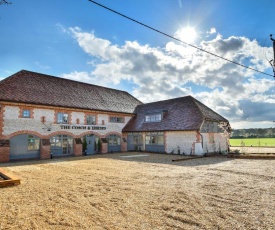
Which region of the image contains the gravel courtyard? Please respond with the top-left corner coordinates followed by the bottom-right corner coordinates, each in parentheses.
top-left (0, 153), bottom-right (274, 230)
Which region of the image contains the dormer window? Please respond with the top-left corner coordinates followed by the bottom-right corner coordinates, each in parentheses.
top-left (145, 113), bottom-right (162, 122)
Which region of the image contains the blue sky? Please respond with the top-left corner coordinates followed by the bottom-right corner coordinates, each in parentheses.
top-left (1, 0), bottom-right (275, 129)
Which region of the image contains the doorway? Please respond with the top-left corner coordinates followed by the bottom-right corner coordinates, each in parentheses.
top-left (84, 134), bottom-right (100, 155)
top-left (50, 135), bottom-right (73, 156)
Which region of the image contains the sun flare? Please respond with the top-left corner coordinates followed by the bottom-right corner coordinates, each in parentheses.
top-left (175, 27), bottom-right (197, 43)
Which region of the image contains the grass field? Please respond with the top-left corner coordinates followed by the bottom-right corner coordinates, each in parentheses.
top-left (230, 138), bottom-right (275, 147)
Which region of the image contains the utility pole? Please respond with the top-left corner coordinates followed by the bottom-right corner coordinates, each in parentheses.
top-left (270, 34), bottom-right (275, 78)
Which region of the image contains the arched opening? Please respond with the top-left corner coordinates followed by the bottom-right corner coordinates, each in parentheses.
top-left (50, 134), bottom-right (73, 156)
top-left (82, 134), bottom-right (100, 155)
top-left (10, 134), bottom-right (40, 160)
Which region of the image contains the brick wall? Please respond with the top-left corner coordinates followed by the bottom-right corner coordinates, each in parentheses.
top-left (121, 133), bottom-right (127, 152)
top-left (0, 140), bottom-right (10, 163)
top-left (71, 112), bottom-right (85, 125)
top-left (101, 142), bottom-right (108, 154)
top-left (73, 138), bottom-right (83, 156)
top-left (40, 139), bottom-right (51, 160)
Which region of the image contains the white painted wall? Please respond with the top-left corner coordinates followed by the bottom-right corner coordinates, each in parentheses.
top-left (202, 133), bottom-right (229, 154)
top-left (71, 112), bottom-right (85, 124)
top-left (3, 106), bottom-right (19, 119)
top-left (166, 131), bottom-right (229, 155)
top-left (166, 131), bottom-right (196, 155)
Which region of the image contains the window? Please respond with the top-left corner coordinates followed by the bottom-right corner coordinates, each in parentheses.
top-left (158, 135), bottom-right (164, 145)
top-left (50, 135), bottom-right (73, 155)
top-left (108, 135), bottom-right (121, 146)
top-left (51, 135), bottom-right (62, 147)
top-left (145, 133), bottom-right (164, 145)
top-left (57, 113), bottom-right (69, 124)
top-left (22, 109), bottom-right (30, 118)
top-left (87, 115), bottom-right (96, 125)
top-left (110, 116), bottom-right (124, 123)
top-left (133, 136), bottom-right (138, 145)
top-left (27, 135), bottom-right (40, 151)
top-left (145, 113), bottom-right (162, 122)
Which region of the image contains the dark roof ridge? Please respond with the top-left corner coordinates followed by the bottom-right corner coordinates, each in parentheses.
top-left (192, 97), bottom-right (228, 122)
top-left (140, 95), bottom-right (192, 106)
top-left (190, 97), bottom-right (205, 120)
top-left (13, 70), bottom-right (142, 103)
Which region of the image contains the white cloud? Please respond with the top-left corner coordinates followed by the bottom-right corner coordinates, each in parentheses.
top-left (207, 27), bottom-right (216, 34)
top-left (64, 26), bottom-right (274, 128)
top-left (60, 71), bottom-right (91, 83)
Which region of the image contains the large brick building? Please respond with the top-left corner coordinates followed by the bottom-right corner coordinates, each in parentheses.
top-left (0, 70), bottom-right (231, 162)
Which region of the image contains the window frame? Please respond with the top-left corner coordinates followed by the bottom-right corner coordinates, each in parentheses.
top-left (86, 115), bottom-right (96, 125)
top-left (22, 109), bottom-right (31, 118)
top-left (107, 134), bottom-right (121, 146)
top-left (144, 113), bottom-right (162, 123)
top-left (145, 132), bottom-right (164, 146)
top-left (27, 135), bottom-right (40, 151)
top-left (109, 116), bottom-right (124, 123)
top-left (57, 112), bottom-right (69, 124)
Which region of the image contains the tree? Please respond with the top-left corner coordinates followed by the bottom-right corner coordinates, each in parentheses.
top-left (257, 128), bottom-right (266, 138)
top-left (82, 137), bottom-right (87, 154)
top-left (97, 139), bottom-right (101, 152)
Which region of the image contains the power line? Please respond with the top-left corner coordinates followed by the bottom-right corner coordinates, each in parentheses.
top-left (88, 0), bottom-right (273, 77)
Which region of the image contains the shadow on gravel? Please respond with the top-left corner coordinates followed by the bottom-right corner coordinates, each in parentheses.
top-left (92, 152), bottom-right (234, 166)
top-left (0, 152), bottom-right (234, 168)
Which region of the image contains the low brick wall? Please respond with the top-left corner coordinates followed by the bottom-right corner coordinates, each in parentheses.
top-left (0, 140), bottom-right (10, 163)
top-left (74, 138), bottom-right (83, 156)
top-left (40, 139), bottom-right (51, 159)
top-left (101, 142), bottom-right (108, 153)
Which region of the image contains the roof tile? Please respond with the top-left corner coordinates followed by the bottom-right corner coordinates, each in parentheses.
top-left (122, 96), bottom-right (229, 132)
top-left (0, 70), bottom-right (142, 114)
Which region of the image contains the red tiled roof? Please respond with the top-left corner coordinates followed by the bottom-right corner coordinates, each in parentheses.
top-left (0, 70), bottom-right (142, 114)
top-left (122, 96), bottom-right (229, 132)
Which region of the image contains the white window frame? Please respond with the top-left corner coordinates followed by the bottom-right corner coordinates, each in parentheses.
top-left (86, 115), bottom-right (96, 125)
top-left (57, 113), bottom-right (69, 124)
top-left (22, 109), bottom-right (30, 118)
top-left (109, 116), bottom-right (124, 123)
top-left (144, 113), bottom-right (162, 122)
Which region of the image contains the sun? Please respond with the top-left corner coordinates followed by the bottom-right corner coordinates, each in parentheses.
top-left (175, 27), bottom-right (197, 43)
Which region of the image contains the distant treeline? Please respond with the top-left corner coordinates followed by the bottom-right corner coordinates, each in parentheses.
top-left (231, 128), bottom-right (275, 139)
